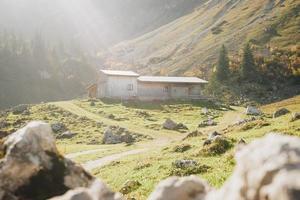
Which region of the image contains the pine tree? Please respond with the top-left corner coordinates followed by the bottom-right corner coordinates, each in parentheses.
top-left (241, 43), bottom-right (256, 80)
top-left (216, 45), bottom-right (230, 82)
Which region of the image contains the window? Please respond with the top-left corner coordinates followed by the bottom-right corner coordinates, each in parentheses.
top-left (127, 84), bottom-right (134, 91)
top-left (163, 86), bottom-right (170, 93)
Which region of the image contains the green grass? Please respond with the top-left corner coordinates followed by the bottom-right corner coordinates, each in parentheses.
top-left (1, 96), bottom-right (299, 200)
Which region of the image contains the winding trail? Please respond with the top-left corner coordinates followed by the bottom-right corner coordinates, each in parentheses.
top-left (57, 101), bottom-right (243, 171)
top-left (83, 148), bottom-right (148, 170)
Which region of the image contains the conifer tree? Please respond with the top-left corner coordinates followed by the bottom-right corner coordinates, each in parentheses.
top-left (241, 43), bottom-right (256, 80)
top-left (216, 45), bottom-right (230, 82)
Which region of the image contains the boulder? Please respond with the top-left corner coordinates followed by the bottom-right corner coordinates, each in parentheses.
top-left (49, 180), bottom-right (122, 200)
top-left (273, 108), bottom-right (290, 118)
top-left (173, 160), bottom-right (197, 169)
top-left (103, 128), bottom-right (122, 144)
top-left (246, 106), bottom-right (261, 116)
top-left (163, 119), bottom-right (178, 130)
top-left (291, 112), bottom-right (300, 122)
top-left (0, 121), bottom-right (95, 200)
top-left (58, 131), bottom-right (77, 139)
top-left (120, 133), bottom-right (134, 144)
top-left (201, 107), bottom-right (209, 115)
top-left (51, 122), bottom-right (67, 133)
top-left (208, 133), bottom-right (300, 200)
top-left (198, 119), bottom-right (217, 128)
top-left (208, 131), bottom-right (221, 140)
top-left (148, 176), bottom-right (211, 200)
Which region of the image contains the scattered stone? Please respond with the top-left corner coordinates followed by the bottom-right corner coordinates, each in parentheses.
top-left (208, 131), bottom-right (221, 140)
top-left (162, 119), bottom-right (188, 131)
top-left (273, 108), bottom-right (290, 118)
top-left (120, 133), bottom-right (134, 144)
top-left (103, 128), bottom-right (122, 144)
top-left (198, 118), bottom-right (217, 127)
top-left (183, 131), bottom-right (203, 140)
top-left (163, 119), bottom-right (178, 130)
top-left (148, 176), bottom-right (211, 200)
top-left (291, 112), bottom-right (300, 122)
top-left (11, 104), bottom-right (29, 115)
top-left (136, 111), bottom-right (151, 118)
top-left (108, 114), bottom-right (115, 120)
top-left (102, 126), bottom-right (143, 144)
top-left (51, 122), bottom-right (67, 133)
top-left (201, 107), bottom-right (209, 115)
top-left (173, 160), bottom-right (197, 169)
top-left (176, 123), bottom-right (188, 130)
top-left (49, 180), bottom-right (122, 200)
top-left (173, 144), bottom-right (191, 153)
top-left (57, 131), bottom-right (77, 139)
top-left (246, 106), bottom-right (261, 115)
top-left (119, 180), bottom-right (141, 195)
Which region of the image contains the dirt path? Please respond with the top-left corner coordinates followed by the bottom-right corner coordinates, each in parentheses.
top-left (200, 106), bottom-right (245, 134)
top-left (83, 148), bottom-right (149, 171)
top-left (66, 148), bottom-right (107, 159)
top-left (56, 101), bottom-right (243, 171)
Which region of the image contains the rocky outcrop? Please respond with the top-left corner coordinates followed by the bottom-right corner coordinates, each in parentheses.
top-left (102, 126), bottom-right (146, 144)
top-left (273, 108), bottom-right (290, 118)
top-left (163, 119), bottom-right (188, 131)
top-left (0, 121), bottom-right (121, 200)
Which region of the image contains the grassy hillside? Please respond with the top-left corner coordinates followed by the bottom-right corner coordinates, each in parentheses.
top-left (1, 96), bottom-right (299, 199)
top-left (107, 0), bottom-right (300, 77)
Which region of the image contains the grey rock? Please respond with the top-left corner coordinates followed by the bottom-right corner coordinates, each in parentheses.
top-left (273, 108), bottom-right (290, 118)
top-left (246, 106), bottom-right (261, 116)
top-left (291, 112), bottom-right (300, 122)
top-left (58, 131), bottom-right (77, 139)
top-left (0, 121), bottom-right (94, 199)
top-left (49, 180), bottom-right (123, 200)
top-left (173, 160), bottom-right (197, 169)
top-left (148, 176), bottom-right (211, 200)
top-left (103, 128), bottom-right (122, 144)
top-left (163, 119), bottom-right (178, 130)
top-left (51, 122), bottom-right (66, 133)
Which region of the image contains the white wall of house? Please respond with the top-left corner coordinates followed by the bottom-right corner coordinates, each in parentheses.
top-left (97, 74), bottom-right (138, 99)
top-left (137, 82), bottom-right (203, 100)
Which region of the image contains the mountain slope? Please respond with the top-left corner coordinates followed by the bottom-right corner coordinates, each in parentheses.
top-left (107, 0), bottom-right (300, 76)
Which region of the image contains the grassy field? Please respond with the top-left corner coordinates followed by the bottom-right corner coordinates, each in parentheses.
top-left (0, 96), bottom-right (299, 199)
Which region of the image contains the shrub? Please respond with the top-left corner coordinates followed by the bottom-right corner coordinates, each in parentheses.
top-left (168, 165), bottom-right (210, 176)
top-left (201, 137), bottom-right (233, 156)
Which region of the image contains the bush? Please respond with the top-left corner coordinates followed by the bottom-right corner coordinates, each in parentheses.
top-left (201, 137), bottom-right (233, 156)
top-left (172, 144), bottom-right (191, 153)
top-left (168, 165), bottom-right (210, 176)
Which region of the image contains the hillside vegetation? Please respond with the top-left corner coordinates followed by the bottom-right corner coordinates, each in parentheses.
top-left (107, 0), bottom-right (300, 77)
